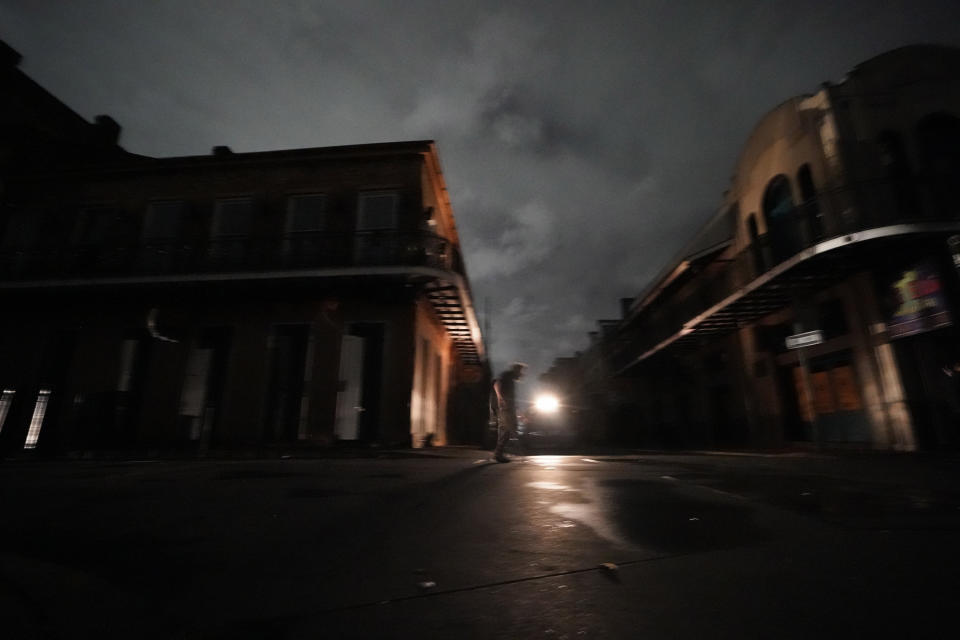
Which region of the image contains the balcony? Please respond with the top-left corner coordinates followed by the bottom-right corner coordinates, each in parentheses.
top-left (611, 176), bottom-right (960, 374)
top-left (0, 228), bottom-right (483, 364)
top-left (0, 231), bottom-right (463, 282)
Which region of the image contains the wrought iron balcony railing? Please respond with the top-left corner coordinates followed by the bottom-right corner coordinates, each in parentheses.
top-left (0, 231), bottom-right (462, 282)
top-left (609, 176), bottom-right (960, 373)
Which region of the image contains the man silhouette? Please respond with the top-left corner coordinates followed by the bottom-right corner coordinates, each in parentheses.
top-left (492, 362), bottom-right (526, 462)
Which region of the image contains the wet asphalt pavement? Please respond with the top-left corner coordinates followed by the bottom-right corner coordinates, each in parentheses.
top-left (2, 449), bottom-right (959, 638)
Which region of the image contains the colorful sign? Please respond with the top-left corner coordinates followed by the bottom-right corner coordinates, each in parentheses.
top-left (885, 260), bottom-right (952, 338)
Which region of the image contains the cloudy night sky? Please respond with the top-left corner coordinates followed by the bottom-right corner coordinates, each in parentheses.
top-left (3, 0), bottom-right (960, 380)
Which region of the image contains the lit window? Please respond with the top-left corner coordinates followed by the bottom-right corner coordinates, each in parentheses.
top-left (0, 389), bottom-right (15, 434)
top-left (23, 389), bottom-right (51, 449)
top-left (287, 195), bottom-right (326, 233)
top-left (357, 192), bottom-right (398, 231)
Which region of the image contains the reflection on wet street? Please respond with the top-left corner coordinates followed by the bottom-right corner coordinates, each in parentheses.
top-left (524, 456), bottom-right (636, 549)
top-left (520, 455), bottom-right (772, 553)
top-left (4, 452), bottom-right (960, 638)
top-left (513, 451), bottom-right (960, 560)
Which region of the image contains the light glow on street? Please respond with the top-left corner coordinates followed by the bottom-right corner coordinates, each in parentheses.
top-left (532, 455), bottom-right (565, 467)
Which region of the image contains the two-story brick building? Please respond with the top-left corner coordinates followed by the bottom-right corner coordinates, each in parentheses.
top-left (0, 42), bottom-right (487, 455)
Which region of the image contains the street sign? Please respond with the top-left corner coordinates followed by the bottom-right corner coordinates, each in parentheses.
top-left (785, 330), bottom-right (824, 350)
top-left (948, 235), bottom-right (960, 269)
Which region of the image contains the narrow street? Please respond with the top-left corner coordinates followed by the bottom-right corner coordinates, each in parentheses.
top-left (2, 450), bottom-right (959, 638)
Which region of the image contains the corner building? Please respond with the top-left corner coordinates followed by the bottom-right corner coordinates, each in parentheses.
top-left (0, 43), bottom-right (486, 455)
top-left (607, 45), bottom-right (960, 451)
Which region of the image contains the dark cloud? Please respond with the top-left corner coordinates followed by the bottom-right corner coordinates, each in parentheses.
top-left (2, 0), bottom-right (959, 383)
top-left (479, 86), bottom-right (582, 157)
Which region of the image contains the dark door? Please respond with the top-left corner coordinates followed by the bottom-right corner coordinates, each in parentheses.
top-left (264, 324), bottom-right (309, 443)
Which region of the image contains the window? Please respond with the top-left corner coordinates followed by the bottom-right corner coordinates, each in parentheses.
top-left (0, 389), bottom-right (14, 434)
top-left (286, 194), bottom-right (326, 233)
top-left (917, 113), bottom-right (960, 175)
top-left (139, 202), bottom-right (187, 272)
top-left (917, 113), bottom-right (960, 217)
top-left (210, 198), bottom-right (253, 267)
top-left (143, 201), bottom-right (185, 240)
top-left (762, 175), bottom-right (794, 221)
top-left (212, 198), bottom-right (254, 236)
top-left (23, 389), bottom-right (51, 449)
top-left (354, 192), bottom-right (399, 265)
top-left (762, 175), bottom-right (797, 262)
top-left (75, 207), bottom-right (117, 245)
top-left (357, 192), bottom-right (398, 231)
top-left (797, 164), bottom-right (824, 241)
top-left (878, 130), bottom-right (918, 219)
top-left (284, 195), bottom-right (327, 266)
top-left (879, 130), bottom-right (911, 173)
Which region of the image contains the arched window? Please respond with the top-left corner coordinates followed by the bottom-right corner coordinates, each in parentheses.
top-left (878, 130), bottom-right (918, 219)
top-left (917, 113), bottom-right (960, 218)
top-left (762, 175), bottom-right (794, 220)
top-left (762, 174), bottom-right (796, 262)
top-left (796, 164), bottom-right (823, 241)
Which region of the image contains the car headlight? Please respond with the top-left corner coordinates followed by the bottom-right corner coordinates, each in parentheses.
top-left (533, 393), bottom-right (560, 414)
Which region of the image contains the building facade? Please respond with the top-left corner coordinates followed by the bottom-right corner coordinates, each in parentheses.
top-left (0, 43), bottom-right (487, 455)
top-left (558, 45), bottom-right (960, 451)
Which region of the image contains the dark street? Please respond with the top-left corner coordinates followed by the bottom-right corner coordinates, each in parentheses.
top-left (3, 450), bottom-right (959, 638)
top-left (3, 5), bottom-right (960, 638)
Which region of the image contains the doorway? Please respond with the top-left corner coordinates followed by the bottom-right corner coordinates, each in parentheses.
top-left (178, 327), bottom-right (232, 447)
top-left (263, 324), bottom-right (310, 443)
top-left (335, 322), bottom-right (385, 443)
top-left (351, 323), bottom-right (385, 443)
